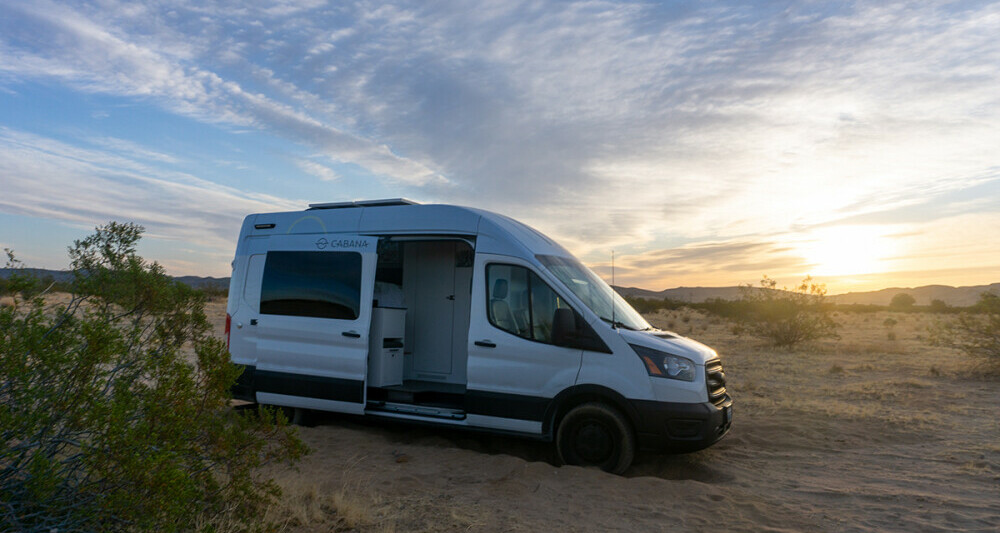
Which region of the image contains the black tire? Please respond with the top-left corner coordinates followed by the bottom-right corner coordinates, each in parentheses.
top-left (277, 406), bottom-right (314, 427)
top-left (556, 402), bottom-right (635, 475)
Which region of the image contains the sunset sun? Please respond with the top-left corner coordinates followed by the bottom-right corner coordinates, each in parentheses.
top-left (796, 226), bottom-right (898, 277)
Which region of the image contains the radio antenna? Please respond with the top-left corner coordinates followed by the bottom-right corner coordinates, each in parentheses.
top-left (611, 250), bottom-right (616, 329)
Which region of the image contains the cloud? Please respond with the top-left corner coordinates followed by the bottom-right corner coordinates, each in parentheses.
top-left (4, 1), bottom-right (996, 218)
top-left (88, 137), bottom-right (180, 164)
top-left (0, 1), bottom-right (998, 285)
top-left (266, 0), bottom-right (999, 255)
top-left (597, 240), bottom-right (809, 289)
top-left (0, 0), bottom-right (444, 186)
top-left (295, 158), bottom-right (339, 181)
top-left (0, 127), bottom-right (298, 253)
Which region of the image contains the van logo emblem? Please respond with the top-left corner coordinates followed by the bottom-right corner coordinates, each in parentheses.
top-left (315, 238), bottom-right (328, 249)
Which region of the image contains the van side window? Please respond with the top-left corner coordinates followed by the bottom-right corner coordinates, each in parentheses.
top-left (260, 251), bottom-right (362, 320)
top-left (487, 264), bottom-right (571, 344)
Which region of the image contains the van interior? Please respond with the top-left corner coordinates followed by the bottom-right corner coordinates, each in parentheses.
top-left (366, 238), bottom-right (475, 417)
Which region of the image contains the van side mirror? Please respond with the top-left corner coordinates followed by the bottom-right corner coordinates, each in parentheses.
top-left (551, 308), bottom-right (577, 346)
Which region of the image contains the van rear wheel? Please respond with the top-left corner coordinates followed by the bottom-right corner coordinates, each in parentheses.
top-left (277, 406), bottom-right (314, 427)
top-left (556, 403), bottom-right (634, 475)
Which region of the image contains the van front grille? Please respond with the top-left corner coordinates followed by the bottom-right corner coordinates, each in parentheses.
top-left (706, 360), bottom-right (727, 407)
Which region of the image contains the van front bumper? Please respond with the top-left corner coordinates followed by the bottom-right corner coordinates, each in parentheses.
top-left (631, 396), bottom-right (733, 453)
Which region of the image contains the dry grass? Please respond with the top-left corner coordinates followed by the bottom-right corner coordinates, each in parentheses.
top-left (265, 457), bottom-right (403, 532)
top-left (646, 308), bottom-right (989, 431)
top-left (192, 299), bottom-right (1000, 532)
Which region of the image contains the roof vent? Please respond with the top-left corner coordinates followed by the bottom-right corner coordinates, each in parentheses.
top-left (307, 198), bottom-right (419, 210)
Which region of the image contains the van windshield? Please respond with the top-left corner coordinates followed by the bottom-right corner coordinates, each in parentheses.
top-left (536, 254), bottom-right (651, 331)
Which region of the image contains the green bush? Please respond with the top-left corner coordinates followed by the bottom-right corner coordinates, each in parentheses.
top-left (929, 299), bottom-right (950, 313)
top-left (199, 283), bottom-right (230, 301)
top-left (623, 296), bottom-right (684, 314)
top-left (733, 276), bottom-right (839, 347)
top-left (695, 298), bottom-right (752, 320)
top-left (0, 223), bottom-right (306, 532)
top-left (889, 292), bottom-right (916, 310)
top-left (930, 292), bottom-right (1000, 375)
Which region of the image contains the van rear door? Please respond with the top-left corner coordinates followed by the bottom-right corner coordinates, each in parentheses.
top-left (250, 235), bottom-right (378, 415)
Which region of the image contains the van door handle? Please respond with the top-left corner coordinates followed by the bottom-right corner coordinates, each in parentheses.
top-left (342, 331), bottom-right (361, 338)
top-left (474, 340), bottom-right (496, 348)
top-left (250, 319), bottom-right (257, 326)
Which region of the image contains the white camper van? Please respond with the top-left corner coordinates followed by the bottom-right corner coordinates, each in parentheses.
top-left (226, 199), bottom-right (731, 473)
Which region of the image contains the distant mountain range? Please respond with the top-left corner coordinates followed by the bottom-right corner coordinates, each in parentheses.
top-left (825, 284), bottom-right (1000, 307)
top-left (4, 268), bottom-right (997, 307)
top-left (616, 286), bottom-right (746, 303)
top-left (0, 268), bottom-right (229, 291)
top-left (616, 283), bottom-right (1000, 307)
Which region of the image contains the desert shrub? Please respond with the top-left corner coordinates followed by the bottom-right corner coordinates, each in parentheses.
top-left (733, 276), bottom-right (839, 347)
top-left (623, 296), bottom-right (684, 314)
top-left (199, 283), bottom-right (230, 301)
top-left (832, 303), bottom-right (883, 314)
top-left (890, 293), bottom-right (916, 310)
top-left (929, 299), bottom-right (949, 313)
top-left (930, 292), bottom-right (1000, 375)
top-left (0, 223), bottom-right (306, 532)
top-left (694, 298), bottom-right (752, 319)
top-left (624, 296), bottom-right (658, 314)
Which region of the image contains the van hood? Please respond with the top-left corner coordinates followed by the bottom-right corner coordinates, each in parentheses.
top-left (616, 328), bottom-right (718, 365)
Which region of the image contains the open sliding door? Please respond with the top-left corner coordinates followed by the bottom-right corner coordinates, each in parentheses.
top-left (251, 234), bottom-right (378, 415)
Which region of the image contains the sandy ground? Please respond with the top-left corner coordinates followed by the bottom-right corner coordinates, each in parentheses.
top-left (204, 300), bottom-right (1000, 532)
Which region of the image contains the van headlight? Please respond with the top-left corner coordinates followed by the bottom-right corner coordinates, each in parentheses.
top-left (630, 344), bottom-right (696, 382)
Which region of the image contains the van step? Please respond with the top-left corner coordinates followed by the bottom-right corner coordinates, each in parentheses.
top-left (368, 402), bottom-right (466, 420)
top-left (386, 389), bottom-right (415, 403)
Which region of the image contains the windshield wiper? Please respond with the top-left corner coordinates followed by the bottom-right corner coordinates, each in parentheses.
top-left (600, 317), bottom-right (636, 331)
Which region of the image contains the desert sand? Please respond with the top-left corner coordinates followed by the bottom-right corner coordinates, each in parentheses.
top-left (203, 301), bottom-right (1000, 532)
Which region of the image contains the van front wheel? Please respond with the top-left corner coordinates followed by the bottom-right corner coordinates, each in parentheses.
top-left (556, 403), bottom-right (634, 474)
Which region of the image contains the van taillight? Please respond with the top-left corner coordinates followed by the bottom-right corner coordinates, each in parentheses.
top-left (225, 313), bottom-right (232, 350)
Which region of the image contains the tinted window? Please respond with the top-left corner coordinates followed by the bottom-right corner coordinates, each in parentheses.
top-left (487, 264), bottom-right (570, 344)
top-left (260, 251), bottom-right (362, 320)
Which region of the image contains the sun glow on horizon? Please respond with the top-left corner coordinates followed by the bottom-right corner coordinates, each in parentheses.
top-left (795, 225), bottom-right (900, 278)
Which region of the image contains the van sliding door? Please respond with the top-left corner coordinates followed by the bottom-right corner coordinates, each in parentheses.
top-left (252, 235), bottom-right (378, 415)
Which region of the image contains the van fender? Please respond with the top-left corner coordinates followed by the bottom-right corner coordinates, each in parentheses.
top-left (542, 384), bottom-right (640, 440)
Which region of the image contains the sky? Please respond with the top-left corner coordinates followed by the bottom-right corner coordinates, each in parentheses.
top-left (1, 0), bottom-right (998, 294)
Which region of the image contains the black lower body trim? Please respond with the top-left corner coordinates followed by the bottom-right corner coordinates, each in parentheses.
top-left (234, 365), bottom-right (365, 404)
top-left (231, 364), bottom-right (256, 402)
top-left (464, 390), bottom-right (549, 422)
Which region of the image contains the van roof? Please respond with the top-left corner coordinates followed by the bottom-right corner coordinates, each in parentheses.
top-left (243, 201), bottom-right (572, 259)
top-left (307, 198), bottom-right (419, 209)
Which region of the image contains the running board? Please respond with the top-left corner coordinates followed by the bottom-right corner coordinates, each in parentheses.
top-left (367, 401), bottom-right (466, 420)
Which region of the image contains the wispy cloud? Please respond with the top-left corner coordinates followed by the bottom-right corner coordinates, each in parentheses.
top-left (0, 0), bottom-right (444, 186)
top-left (0, 1), bottom-right (998, 286)
top-left (295, 157), bottom-right (339, 182)
top-left (598, 240), bottom-right (808, 289)
top-left (88, 137), bottom-right (180, 164)
top-left (0, 127), bottom-right (298, 252)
